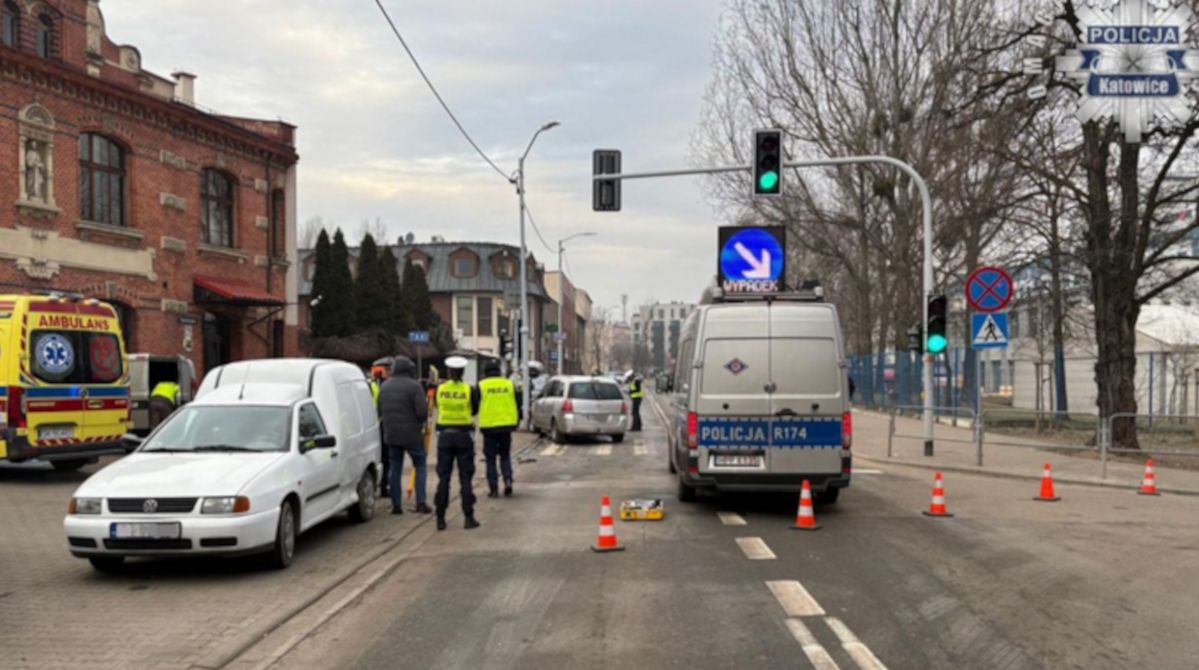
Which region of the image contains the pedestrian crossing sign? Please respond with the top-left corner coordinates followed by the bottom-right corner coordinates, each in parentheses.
top-left (971, 312), bottom-right (1009, 350)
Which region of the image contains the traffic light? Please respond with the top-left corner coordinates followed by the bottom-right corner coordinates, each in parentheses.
top-left (592, 149), bottom-right (621, 211)
top-left (753, 129), bottom-right (783, 196)
top-left (500, 332), bottom-right (514, 360)
top-left (907, 324), bottom-right (923, 353)
top-left (926, 295), bottom-right (948, 354)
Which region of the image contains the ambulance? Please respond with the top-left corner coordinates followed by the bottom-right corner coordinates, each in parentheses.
top-left (0, 293), bottom-right (131, 471)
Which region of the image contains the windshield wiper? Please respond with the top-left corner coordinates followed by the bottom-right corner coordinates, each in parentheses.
top-left (192, 445), bottom-right (263, 452)
top-left (141, 447), bottom-right (191, 453)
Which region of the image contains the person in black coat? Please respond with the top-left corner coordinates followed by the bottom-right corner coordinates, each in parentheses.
top-left (378, 356), bottom-right (431, 514)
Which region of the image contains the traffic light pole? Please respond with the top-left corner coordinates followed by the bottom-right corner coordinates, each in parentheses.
top-left (593, 154), bottom-right (937, 455)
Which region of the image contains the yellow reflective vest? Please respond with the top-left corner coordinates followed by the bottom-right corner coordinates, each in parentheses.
top-left (629, 379), bottom-right (644, 399)
top-left (478, 377), bottom-right (518, 429)
top-left (370, 380), bottom-right (380, 406)
top-left (151, 381), bottom-right (180, 404)
top-left (436, 380), bottom-right (474, 427)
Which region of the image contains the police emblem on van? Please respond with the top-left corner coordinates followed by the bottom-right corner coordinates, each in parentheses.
top-left (724, 358), bottom-right (747, 375)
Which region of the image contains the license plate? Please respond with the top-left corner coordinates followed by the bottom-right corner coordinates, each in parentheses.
top-left (110, 522), bottom-right (182, 540)
top-left (38, 426), bottom-right (75, 440)
top-left (712, 454), bottom-right (764, 468)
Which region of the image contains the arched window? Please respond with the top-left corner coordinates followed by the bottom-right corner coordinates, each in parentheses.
top-left (2, 2), bottom-right (18, 47)
top-left (79, 134), bottom-right (126, 226)
top-left (201, 168), bottom-right (235, 247)
top-left (35, 13), bottom-right (55, 59)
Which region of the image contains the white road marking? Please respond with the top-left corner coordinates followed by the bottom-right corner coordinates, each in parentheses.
top-left (825, 617), bottom-right (888, 670)
top-left (785, 619), bottom-right (842, 670)
top-left (852, 469), bottom-right (885, 475)
top-left (767, 580), bottom-right (826, 617)
top-left (735, 537), bottom-right (776, 560)
top-left (634, 443), bottom-right (648, 456)
top-left (717, 511), bottom-right (747, 526)
top-left (596, 444), bottom-right (612, 456)
top-left (539, 443), bottom-right (563, 457)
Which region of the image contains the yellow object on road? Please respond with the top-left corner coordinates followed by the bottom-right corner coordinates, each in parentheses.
top-left (620, 498), bottom-right (664, 521)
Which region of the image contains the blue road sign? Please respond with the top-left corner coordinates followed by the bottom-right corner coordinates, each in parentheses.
top-left (971, 312), bottom-right (1009, 350)
top-left (548, 351), bottom-right (559, 362)
top-left (965, 266), bottom-right (1014, 313)
top-left (718, 226), bottom-right (785, 293)
top-left (408, 330), bottom-right (430, 344)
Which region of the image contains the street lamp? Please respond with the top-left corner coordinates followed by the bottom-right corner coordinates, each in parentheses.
top-left (514, 121), bottom-right (559, 430)
top-left (557, 232), bottom-right (598, 375)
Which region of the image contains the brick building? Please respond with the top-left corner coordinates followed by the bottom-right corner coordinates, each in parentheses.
top-left (0, 0), bottom-right (300, 376)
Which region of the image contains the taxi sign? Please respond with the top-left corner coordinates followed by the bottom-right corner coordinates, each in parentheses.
top-left (718, 226), bottom-right (786, 294)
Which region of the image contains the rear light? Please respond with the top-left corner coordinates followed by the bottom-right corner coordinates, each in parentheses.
top-left (7, 386), bottom-right (25, 429)
top-left (190, 377), bottom-right (199, 397)
top-left (562, 398), bottom-right (574, 413)
top-left (686, 411), bottom-right (698, 449)
top-left (621, 400), bottom-right (628, 414)
top-left (842, 411), bottom-right (852, 449)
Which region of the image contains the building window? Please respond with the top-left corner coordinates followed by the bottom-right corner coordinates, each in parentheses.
top-left (2, 2), bottom-right (17, 47)
top-left (269, 189), bottom-right (285, 257)
top-left (78, 134), bottom-right (126, 226)
top-left (453, 256), bottom-right (476, 277)
top-left (496, 258), bottom-right (515, 279)
top-left (35, 13), bottom-right (54, 58)
top-left (456, 296), bottom-right (474, 336)
top-left (478, 297), bottom-right (493, 337)
top-left (201, 168), bottom-right (235, 247)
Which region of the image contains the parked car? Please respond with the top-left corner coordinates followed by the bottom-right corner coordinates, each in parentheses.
top-left (63, 359), bottom-right (382, 572)
top-left (127, 354), bottom-right (197, 437)
top-left (531, 375), bottom-right (629, 443)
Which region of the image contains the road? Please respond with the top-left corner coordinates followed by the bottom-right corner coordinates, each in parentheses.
top-left (228, 396), bottom-right (1199, 670)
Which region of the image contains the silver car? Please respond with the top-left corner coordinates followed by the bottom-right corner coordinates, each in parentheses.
top-left (532, 375), bottom-right (629, 443)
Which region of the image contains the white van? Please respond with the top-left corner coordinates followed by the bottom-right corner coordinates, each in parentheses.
top-left (64, 359), bottom-right (382, 571)
top-left (667, 292), bottom-right (852, 503)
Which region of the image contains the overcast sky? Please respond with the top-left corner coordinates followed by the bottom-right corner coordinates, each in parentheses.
top-left (104, 0), bottom-right (729, 318)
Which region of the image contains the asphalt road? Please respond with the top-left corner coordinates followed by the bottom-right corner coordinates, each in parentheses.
top-left (245, 398), bottom-right (1199, 670)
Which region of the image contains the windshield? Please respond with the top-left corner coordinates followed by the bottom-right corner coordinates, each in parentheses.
top-left (569, 381), bottom-right (623, 400)
top-left (141, 405), bottom-right (290, 453)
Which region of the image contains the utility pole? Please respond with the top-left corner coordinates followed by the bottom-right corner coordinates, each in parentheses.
top-left (556, 232), bottom-right (597, 376)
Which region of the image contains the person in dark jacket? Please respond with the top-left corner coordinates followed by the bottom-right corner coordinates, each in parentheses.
top-left (378, 356), bottom-right (431, 515)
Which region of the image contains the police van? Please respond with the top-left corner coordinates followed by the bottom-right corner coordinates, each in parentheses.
top-left (667, 284), bottom-right (851, 503)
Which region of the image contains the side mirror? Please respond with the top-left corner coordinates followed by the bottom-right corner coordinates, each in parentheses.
top-left (302, 434), bottom-right (337, 451)
top-left (121, 433), bottom-right (144, 450)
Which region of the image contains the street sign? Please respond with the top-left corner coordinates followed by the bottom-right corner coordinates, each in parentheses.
top-left (971, 312), bottom-right (1009, 350)
top-left (546, 324), bottom-right (559, 333)
top-left (548, 351), bottom-right (559, 362)
top-left (408, 331), bottom-right (430, 344)
top-left (965, 266), bottom-right (1013, 313)
top-left (718, 226), bottom-right (786, 294)
top-left (555, 332), bottom-right (567, 343)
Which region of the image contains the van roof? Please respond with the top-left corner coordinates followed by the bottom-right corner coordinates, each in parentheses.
top-left (207, 358), bottom-right (351, 392)
top-left (192, 383), bottom-right (306, 407)
top-left (700, 302), bottom-right (840, 339)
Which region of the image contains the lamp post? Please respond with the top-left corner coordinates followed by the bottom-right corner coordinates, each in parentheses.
top-left (514, 121), bottom-right (559, 430)
top-left (556, 232), bottom-right (597, 375)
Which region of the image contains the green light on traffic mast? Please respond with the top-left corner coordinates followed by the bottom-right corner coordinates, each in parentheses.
top-left (926, 334), bottom-right (947, 354)
top-left (758, 171), bottom-right (779, 192)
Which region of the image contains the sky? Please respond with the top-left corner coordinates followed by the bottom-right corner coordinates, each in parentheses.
top-left (103, 0), bottom-right (730, 319)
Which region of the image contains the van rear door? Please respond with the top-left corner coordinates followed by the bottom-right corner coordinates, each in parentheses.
top-left (767, 305), bottom-right (844, 476)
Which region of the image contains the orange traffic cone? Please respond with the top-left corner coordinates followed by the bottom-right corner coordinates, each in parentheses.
top-left (1138, 459), bottom-right (1161, 496)
top-left (1034, 463), bottom-right (1061, 502)
top-left (591, 495), bottom-right (625, 552)
top-left (922, 471), bottom-right (953, 517)
top-left (790, 480), bottom-right (822, 530)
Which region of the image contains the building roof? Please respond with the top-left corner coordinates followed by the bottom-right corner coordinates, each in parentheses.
top-left (298, 241), bottom-right (548, 299)
top-left (1137, 304), bottom-right (1199, 347)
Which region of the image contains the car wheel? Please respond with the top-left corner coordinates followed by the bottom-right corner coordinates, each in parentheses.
top-left (348, 470), bottom-right (376, 523)
top-left (815, 487), bottom-right (840, 505)
top-left (551, 421), bottom-right (566, 445)
top-left (88, 556), bottom-right (124, 573)
top-left (52, 459), bottom-right (88, 472)
top-left (611, 433), bottom-right (625, 444)
top-left (267, 501), bottom-right (297, 570)
top-left (677, 473), bottom-right (697, 503)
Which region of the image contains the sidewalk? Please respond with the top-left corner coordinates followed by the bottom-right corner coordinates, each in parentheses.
top-left (853, 408), bottom-right (1199, 495)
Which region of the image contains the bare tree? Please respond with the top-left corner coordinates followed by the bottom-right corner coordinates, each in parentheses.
top-left (300, 216), bottom-right (326, 249)
top-left (358, 218), bottom-right (389, 245)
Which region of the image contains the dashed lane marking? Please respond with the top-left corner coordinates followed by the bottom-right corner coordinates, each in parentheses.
top-left (718, 512), bottom-right (747, 526)
top-left (824, 617), bottom-right (888, 670)
top-left (633, 444), bottom-right (648, 456)
top-left (767, 580), bottom-right (826, 617)
top-left (539, 443), bottom-right (563, 457)
top-left (735, 537), bottom-right (776, 560)
top-left (785, 619), bottom-right (842, 670)
top-left (596, 444), bottom-right (612, 456)
top-left (852, 469), bottom-right (885, 475)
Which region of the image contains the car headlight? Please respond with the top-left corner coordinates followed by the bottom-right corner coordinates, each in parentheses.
top-left (70, 498), bottom-right (103, 515)
top-left (201, 496), bottom-right (251, 514)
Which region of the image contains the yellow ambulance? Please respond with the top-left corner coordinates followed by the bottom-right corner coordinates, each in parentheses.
top-left (0, 293), bottom-right (131, 471)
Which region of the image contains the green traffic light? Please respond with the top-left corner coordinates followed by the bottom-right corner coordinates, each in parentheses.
top-left (758, 170), bottom-right (779, 192)
top-left (926, 334), bottom-right (947, 354)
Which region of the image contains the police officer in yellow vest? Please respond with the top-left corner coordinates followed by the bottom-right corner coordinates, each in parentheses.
top-left (149, 380), bottom-right (181, 430)
top-left (434, 356), bottom-right (481, 531)
top-left (479, 361), bottom-right (521, 499)
top-left (629, 373), bottom-right (644, 432)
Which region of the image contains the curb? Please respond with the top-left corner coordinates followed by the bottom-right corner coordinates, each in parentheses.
top-left (855, 454), bottom-right (1199, 497)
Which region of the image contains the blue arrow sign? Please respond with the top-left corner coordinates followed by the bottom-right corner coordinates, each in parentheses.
top-left (719, 227), bottom-right (785, 293)
top-left (971, 312), bottom-right (1009, 350)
